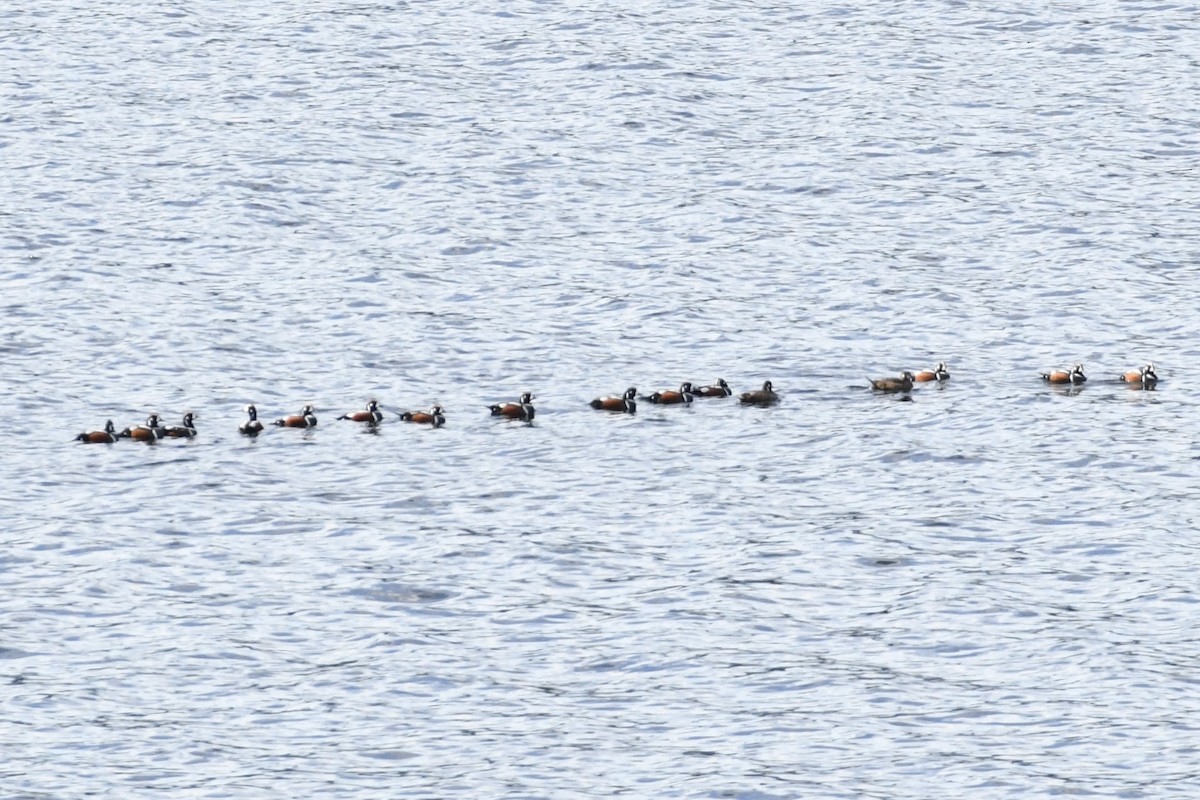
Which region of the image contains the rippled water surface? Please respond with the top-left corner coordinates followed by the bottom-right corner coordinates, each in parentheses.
top-left (5, 1), bottom-right (1200, 797)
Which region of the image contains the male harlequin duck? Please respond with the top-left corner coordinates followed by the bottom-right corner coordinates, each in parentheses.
top-left (590, 387), bottom-right (637, 413)
top-left (913, 362), bottom-right (950, 382)
top-left (76, 420), bottom-right (119, 444)
top-left (275, 404), bottom-right (318, 428)
top-left (1119, 364), bottom-right (1157, 388)
top-left (1041, 364), bottom-right (1086, 385)
top-left (869, 371), bottom-right (915, 393)
top-left (739, 380), bottom-right (779, 405)
top-left (693, 378), bottom-right (732, 398)
top-left (400, 405), bottom-right (446, 427)
top-left (338, 399), bottom-right (383, 424)
top-left (120, 414), bottom-right (165, 442)
top-left (161, 412), bottom-right (197, 438)
top-left (489, 393), bottom-right (535, 421)
top-left (645, 382), bottom-right (694, 405)
top-left (239, 405), bottom-right (264, 436)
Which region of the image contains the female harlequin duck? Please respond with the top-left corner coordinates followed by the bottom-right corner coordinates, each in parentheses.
top-left (645, 382), bottom-right (694, 405)
top-left (1119, 364), bottom-right (1157, 388)
top-left (76, 420), bottom-right (119, 444)
top-left (400, 405), bottom-right (446, 427)
top-left (161, 412), bottom-right (197, 438)
top-left (239, 405), bottom-right (264, 436)
top-left (913, 362), bottom-right (950, 382)
top-left (120, 414), bottom-right (165, 442)
top-left (739, 380), bottom-right (779, 405)
top-left (869, 371), bottom-right (915, 392)
top-left (489, 393), bottom-right (535, 421)
top-left (590, 387), bottom-right (637, 413)
top-left (1041, 364), bottom-right (1086, 385)
top-left (338, 399), bottom-right (383, 424)
top-left (275, 404), bottom-right (318, 428)
top-left (693, 378), bottom-right (732, 398)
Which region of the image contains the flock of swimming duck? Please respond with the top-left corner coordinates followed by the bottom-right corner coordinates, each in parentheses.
top-left (73, 362), bottom-right (1159, 443)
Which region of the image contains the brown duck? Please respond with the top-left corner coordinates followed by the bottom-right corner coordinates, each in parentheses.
top-left (739, 380), bottom-right (779, 405)
top-left (869, 371), bottom-right (915, 393)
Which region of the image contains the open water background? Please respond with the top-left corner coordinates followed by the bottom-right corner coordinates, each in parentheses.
top-left (4, 1), bottom-right (1200, 797)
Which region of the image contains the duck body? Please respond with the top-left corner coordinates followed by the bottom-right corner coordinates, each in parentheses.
top-left (275, 404), bottom-right (318, 428)
top-left (590, 387), bottom-right (637, 413)
top-left (77, 420), bottom-right (119, 444)
top-left (739, 380), bottom-right (779, 405)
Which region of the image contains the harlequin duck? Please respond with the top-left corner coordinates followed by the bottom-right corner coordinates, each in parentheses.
top-left (913, 362), bottom-right (950, 382)
top-left (120, 414), bottom-right (165, 442)
top-left (645, 383), bottom-right (694, 405)
top-left (489, 393), bottom-right (535, 421)
top-left (869, 372), bottom-right (915, 393)
top-left (1041, 364), bottom-right (1086, 385)
top-left (1119, 364), bottom-right (1157, 388)
top-left (739, 380), bottom-right (779, 405)
top-left (161, 412), bottom-right (197, 438)
top-left (590, 387), bottom-right (637, 413)
top-left (693, 378), bottom-right (732, 397)
top-left (274, 404), bottom-right (318, 428)
top-left (338, 399), bottom-right (383, 424)
top-left (400, 405), bottom-right (446, 427)
top-left (239, 405), bottom-right (264, 436)
top-left (76, 420), bottom-right (119, 444)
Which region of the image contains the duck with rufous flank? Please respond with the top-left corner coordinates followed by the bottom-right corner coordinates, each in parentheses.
top-left (76, 420), bottom-right (119, 444)
top-left (274, 404), bottom-right (318, 428)
top-left (120, 413), bottom-right (165, 442)
top-left (644, 382), bottom-right (694, 405)
top-left (400, 405), bottom-right (446, 427)
top-left (1041, 364), bottom-right (1086, 385)
top-left (1119, 364), bottom-right (1157, 388)
top-left (590, 387), bottom-right (637, 413)
top-left (488, 393), bottom-right (535, 421)
top-left (913, 362), bottom-right (950, 382)
top-left (693, 378), bottom-right (732, 398)
top-left (338, 399), bottom-right (384, 424)
top-left (161, 412), bottom-right (197, 438)
top-left (239, 404), bottom-right (264, 436)
top-left (868, 371), bottom-right (915, 393)
top-left (739, 380), bottom-right (780, 406)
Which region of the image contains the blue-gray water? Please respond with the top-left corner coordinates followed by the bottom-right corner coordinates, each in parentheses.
top-left (5, 2), bottom-right (1200, 797)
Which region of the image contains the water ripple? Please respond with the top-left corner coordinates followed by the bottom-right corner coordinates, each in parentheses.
top-left (5, 1), bottom-right (1200, 797)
